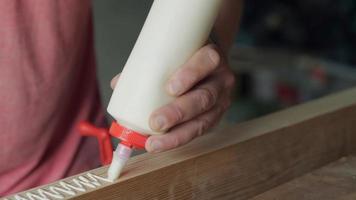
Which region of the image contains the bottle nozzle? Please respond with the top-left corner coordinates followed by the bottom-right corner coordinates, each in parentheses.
top-left (107, 143), bottom-right (133, 181)
top-left (107, 122), bottom-right (148, 181)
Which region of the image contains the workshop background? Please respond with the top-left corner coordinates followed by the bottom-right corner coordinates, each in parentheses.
top-left (93, 0), bottom-right (356, 122)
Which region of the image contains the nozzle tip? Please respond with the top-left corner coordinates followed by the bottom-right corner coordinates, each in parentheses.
top-left (106, 143), bottom-right (133, 181)
top-left (107, 155), bottom-right (127, 181)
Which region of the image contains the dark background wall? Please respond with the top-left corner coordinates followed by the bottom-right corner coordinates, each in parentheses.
top-left (239, 0), bottom-right (356, 64)
top-left (92, 0), bottom-right (356, 108)
top-left (93, 0), bottom-right (153, 105)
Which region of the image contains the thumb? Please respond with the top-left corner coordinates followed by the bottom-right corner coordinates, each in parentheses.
top-left (110, 73), bottom-right (121, 89)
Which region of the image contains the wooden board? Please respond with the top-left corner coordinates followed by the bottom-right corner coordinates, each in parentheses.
top-left (4, 88), bottom-right (356, 200)
top-left (251, 156), bottom-right (356, 200)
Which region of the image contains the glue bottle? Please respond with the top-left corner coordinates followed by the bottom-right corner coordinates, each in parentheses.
top-left (107, 0), bottom-right (223, 181)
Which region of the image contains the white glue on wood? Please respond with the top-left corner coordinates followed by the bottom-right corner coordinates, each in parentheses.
top-left (107, 0), bottom-right (223, 181)
top-left (4, 173), bottom-right (113, 200)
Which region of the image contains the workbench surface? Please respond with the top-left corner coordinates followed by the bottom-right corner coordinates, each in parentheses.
top-left (252, 156), bottom-right (356, 200)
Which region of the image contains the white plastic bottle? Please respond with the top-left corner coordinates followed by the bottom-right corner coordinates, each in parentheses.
top-left (107, 0), bottom-right (223, 181)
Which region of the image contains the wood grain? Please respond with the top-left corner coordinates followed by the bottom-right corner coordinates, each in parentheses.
top-left (5, 88), bottom-right (356, 200)
top-left (251, 156), bottom-right (356, 200)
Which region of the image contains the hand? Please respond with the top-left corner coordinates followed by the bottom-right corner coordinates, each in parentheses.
top-left (111, 44), bottom-right (235, 153)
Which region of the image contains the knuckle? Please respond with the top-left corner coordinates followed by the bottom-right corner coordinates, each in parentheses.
top-left (171, 104), bottom-right (185, 123)
top-left (197, 88), bottom-right (217, 111)
top-left (196, 117), bottom-right (210, 137)
top-left (186, 69), bottom-right (200, 85)
top-left (171, 136), bottom-right (181, 148)
top-left (178, 68), bottom-right (199, 88)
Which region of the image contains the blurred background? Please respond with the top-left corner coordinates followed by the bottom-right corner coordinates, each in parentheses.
top-left (92, 0), bottom-right (356, 123)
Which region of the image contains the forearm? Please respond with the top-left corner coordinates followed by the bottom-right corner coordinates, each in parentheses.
top-left (212, 0), bottom-right (243, 54)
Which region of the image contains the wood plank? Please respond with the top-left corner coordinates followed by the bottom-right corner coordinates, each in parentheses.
top-left (251, 156), bottom-right (356, 200)
top-left (4, 88), bottom-right (356, 200)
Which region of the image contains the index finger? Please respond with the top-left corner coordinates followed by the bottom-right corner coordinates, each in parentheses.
top-left (167, 44), bottom-right (221, 96)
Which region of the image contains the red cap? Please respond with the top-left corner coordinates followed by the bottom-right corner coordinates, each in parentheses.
top-left (109, 122), bottom-right (148, 150)
top-left (77, 121), bottom-right (113, 165)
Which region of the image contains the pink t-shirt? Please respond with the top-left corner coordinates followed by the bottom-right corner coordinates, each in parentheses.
top-left (0, 1), bottom-right (105, 196)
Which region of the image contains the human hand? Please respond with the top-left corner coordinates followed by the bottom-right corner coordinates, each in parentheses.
top-left (111, 44), bottom-right (235, 153)
top-left (146, 44), bottom-right (235, 152)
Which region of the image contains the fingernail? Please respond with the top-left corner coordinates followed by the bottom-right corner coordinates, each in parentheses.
top-left (168, 80), bottom-right (182, 95)
top-left (147, 140), bottom-right (163, 152)
top-left (208, 49), bottom-right (220, 66)
top-left (150, 115), bottom-right (167, 131)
